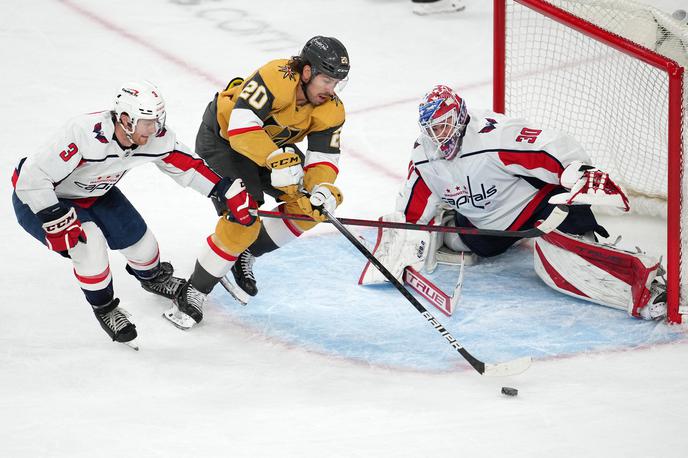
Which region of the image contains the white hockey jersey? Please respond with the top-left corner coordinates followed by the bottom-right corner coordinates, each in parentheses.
top-left (397, 108), bottom-right (591, 230)
top-left (13, 111), bottom-right (220, 213)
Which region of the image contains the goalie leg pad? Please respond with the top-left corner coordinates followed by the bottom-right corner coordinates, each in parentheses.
top-left (533, 230), bottom-right (661, 318)
top-left (358, 212), bottom-right (429, 285)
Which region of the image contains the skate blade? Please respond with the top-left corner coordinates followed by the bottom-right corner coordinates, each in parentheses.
top-left (219, 276), bottom-right (249, 305)
top-left (162, 305), bottom-right (198, 330)
top-left (122, 339), bottom-right (139, 351)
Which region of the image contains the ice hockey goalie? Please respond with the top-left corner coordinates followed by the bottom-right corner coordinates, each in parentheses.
top-left (358, 84), bottom-right (668, 321)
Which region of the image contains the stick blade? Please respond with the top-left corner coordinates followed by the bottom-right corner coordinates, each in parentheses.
top-left (482, 356), bottom-right (532, 377)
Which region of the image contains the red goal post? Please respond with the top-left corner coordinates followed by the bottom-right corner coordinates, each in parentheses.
top-left (493, 0), bottom-right (686, 323)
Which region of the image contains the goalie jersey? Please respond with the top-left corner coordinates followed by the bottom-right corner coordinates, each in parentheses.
top-left (13, 111), bottom-right (220, 213)
top-left (215, 59), bottom-right (345, 190)
top-left (398, 108), bottom-right (591, 230)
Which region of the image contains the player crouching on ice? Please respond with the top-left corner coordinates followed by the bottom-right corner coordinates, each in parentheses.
top-left (11, 81), bottom-right (254, 348)
top-left (360, 84), bottom-right (667, 321)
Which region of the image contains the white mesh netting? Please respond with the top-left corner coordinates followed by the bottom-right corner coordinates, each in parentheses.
top-left (504, 0), bottom-right (687, 318)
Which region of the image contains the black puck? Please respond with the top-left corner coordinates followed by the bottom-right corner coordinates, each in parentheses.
top-left (501, 386), bottom-right (518, 397)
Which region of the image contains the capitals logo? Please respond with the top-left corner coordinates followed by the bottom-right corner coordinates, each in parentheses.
top-left (479, 118), bottom-right (498, 133)
top-left (93, 122), bottom-right (108, 144)
top-left (441, 177), bottom-right (496, 210)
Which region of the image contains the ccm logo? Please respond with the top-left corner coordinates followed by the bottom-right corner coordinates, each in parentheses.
top-left (269, 156), bottom-right (300, 168)
top-left (45, 214), bottom-right (75, 232)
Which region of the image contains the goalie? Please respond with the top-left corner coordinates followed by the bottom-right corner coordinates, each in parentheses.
top-left (360, 84), bottom-right (667, 321)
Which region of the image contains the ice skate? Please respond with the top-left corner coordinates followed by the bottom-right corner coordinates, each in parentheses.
top-left (221, 250), bottom-right (257, 305)
top-left (93, 298), bottom-right (138, 350)
top-left (412, 0), bottom-right (465, 16)
top-left (638, 280), bottom-right (668, 321)
top-left (127, 261), bottom-right (185, 299)
top-left (163, 281), bottom-right (207, 330)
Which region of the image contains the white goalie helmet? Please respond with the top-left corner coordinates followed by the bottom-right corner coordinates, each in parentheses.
top-left (114, 80), bottom-right (166, 136)
top-left (418, 84), bottom-right (469, 160)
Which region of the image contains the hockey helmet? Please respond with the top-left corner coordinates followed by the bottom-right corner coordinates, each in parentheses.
top-left (114, 80), bottom-right (166, 136)
top-left (300, 36), bottom-right (350, 80)
top-left (418, 85), bottom-right (469, 160)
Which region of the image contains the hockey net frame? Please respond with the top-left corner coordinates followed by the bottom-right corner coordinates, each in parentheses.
top-left (494, 0), bottom-right (686, 323)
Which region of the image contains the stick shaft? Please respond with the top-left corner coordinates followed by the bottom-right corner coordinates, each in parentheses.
top-left (255, 207), bottom-right (568, 238)
top-left (321, 208), bottom-right (489, 374)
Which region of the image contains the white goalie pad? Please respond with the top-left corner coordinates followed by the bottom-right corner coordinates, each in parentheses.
top-left (358, 212), bottom-right (429, 285)
top-left (533, 230), bottom-right (661, 318)
top-left (425, 209), bottom-right (480, 273)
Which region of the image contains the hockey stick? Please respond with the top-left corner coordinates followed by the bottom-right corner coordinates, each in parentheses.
top-left (320, 207), bottom-right (556, 377)
top-left (254, 208), bottom-right (569, 238)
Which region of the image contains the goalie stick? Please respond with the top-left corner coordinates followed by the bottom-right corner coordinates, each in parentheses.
top-left (403, 262), bottom-right (465, 317)
top-left (318, 206), bottom-right (573, 376)
top-left (253, 208), bottom-right (569, 238)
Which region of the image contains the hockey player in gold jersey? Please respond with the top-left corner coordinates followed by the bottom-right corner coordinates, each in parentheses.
top-left (165, 36), bottom-right (350, 329)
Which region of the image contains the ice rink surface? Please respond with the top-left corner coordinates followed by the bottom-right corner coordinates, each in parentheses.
top-left (1, 1), bottom-right (687, 457)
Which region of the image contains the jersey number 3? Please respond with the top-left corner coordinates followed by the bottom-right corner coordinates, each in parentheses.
top-left (516, 128), bottom-right (542, 144)
top-left (59, 143), bottom-right (79, 161)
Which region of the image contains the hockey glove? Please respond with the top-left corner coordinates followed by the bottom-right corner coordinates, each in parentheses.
top-left (38, 203), bottom-right (87, 253)
top-left (266, 146), bottom-right (304, 196)
top-left (549, 160), bottom-right (630, 211)
top-left (297, 183), bottom-right (343, 222)
top-left (210, 177), bottom-right (258, 226)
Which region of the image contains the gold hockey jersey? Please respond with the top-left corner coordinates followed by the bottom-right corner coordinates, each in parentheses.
top-left (215, 59), bottom-right (345, 190)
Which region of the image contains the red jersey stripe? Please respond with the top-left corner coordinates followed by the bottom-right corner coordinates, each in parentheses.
top-left (227, 126), bottom-right (262, 137)
top-left (498, 151), bottom-right (564, 175)
top-left (405, 176), bottom-right (433, 224)
top-left (163, 151), bottom-right (219, 185)
top-left (507, 184), bottom-right (556, 230)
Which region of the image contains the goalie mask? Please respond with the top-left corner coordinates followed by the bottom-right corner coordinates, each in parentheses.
top-left (418, 85), bottom-right (468, 160)
top-left (114, 80), bottom-right (166, 139)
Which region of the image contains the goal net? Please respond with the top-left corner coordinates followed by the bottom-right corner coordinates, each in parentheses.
top-left (494, 0), bottom-right (687, 323)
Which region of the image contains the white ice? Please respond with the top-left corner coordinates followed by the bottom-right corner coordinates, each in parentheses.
top-left (1, 1), bottom-right (687, 457)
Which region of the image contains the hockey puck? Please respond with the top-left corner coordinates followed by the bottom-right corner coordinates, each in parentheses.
top-left (501, 387), bottom-right (518, 397)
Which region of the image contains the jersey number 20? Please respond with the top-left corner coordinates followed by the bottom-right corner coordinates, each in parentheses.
top-left (238, 81), bottom-right (269, 110)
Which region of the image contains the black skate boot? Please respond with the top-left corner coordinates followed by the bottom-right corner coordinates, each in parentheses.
top-left (93, 298), bottom-right (138, 347)
top-left (163, 281), bottom-right (207, 330)
top-left (127, 261), bottom-right (185, 299)
top-left (231, 250), bottom-right (258, 297)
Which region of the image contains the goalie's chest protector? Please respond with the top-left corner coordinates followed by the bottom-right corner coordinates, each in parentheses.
top-left (414, 112), bottom-right (559, 230)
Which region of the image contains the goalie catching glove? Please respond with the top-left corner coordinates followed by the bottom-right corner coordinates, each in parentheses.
top-left (549, 160), bottom-right (630, 211)
top-left (210, 177), bottom-right (258, 226)
top-left (297, 183), bottom-right (343, 222)
top-left (266, 146), bottom-right (304, 196)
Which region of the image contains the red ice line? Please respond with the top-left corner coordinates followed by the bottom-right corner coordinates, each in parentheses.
top-left (56, 0), bottom-right (490, 183)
